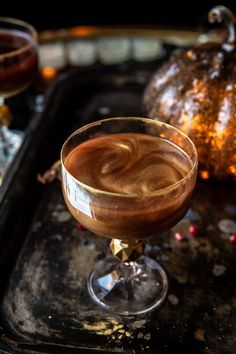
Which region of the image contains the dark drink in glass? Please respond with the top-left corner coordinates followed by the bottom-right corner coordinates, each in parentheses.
top-left (0, 17), bottom-right (38, 184)
top-left (0, 29), bottom-right (38, 98)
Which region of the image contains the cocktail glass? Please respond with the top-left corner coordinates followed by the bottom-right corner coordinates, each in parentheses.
top-left (0, 17), bottom-right (38, 181)
top-left (61, 117), bottom-right (198, 315)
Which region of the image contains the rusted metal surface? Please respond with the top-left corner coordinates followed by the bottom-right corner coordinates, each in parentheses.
top-left (0, 65), bottom-right (235, 353)
top-left (2, 180), bottom-right (236, 354)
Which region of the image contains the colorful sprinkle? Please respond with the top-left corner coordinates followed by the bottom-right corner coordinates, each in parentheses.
top-left (189, 225), bottom-right (199, 237)
top-left (229, 234), bottom-right (236, 243)
top-left (175, 232), bottom-right (185, 242)
top-left (76, 223), bottom-right (86, 231)
top-left (199, 170), bottom-right (209, 180)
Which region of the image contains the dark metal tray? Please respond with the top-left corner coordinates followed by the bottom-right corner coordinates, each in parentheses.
top-left (0, 64), bottom-right (235, 354)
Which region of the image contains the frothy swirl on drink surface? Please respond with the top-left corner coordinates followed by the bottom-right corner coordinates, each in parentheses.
top-left (65, 133), bottom-right (192, 195)
top-left (63, 132), bottom-right (196, 239)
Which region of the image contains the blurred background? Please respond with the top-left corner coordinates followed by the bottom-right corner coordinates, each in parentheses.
top-left (1, 1), bottom-right (236, 31)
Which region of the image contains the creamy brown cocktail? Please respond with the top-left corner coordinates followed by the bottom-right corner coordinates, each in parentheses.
top-left (63, 133), bottom-right (195, 239)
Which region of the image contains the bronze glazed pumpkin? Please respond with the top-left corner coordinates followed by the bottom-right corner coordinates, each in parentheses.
top-left (144, 6), bottom-right (236, 179)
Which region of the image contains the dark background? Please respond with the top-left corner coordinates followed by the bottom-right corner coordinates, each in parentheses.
top-left (1, 1), bottom-right (236, 31)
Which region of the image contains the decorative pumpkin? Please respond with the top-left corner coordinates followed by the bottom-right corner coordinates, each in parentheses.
top-left (144, 6), bottom-right (236, 179)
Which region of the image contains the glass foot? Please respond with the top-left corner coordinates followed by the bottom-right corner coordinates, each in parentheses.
top-left (88, 255), bottom-right (168, 315)
top-left (0, 127), bottom-right (24, 183)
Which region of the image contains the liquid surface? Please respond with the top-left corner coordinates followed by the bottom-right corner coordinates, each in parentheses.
top-left (0, 30), bottom-right (34, 54)
top-left (63, 133), bottom-right (196, 239)
top-left (64, 133), bottom-right (193, 195)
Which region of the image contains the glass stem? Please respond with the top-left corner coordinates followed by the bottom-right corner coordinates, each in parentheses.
top-left (124, 260), bottom-right (137, 273)
top-left (0, 126), bottom-right (10, 158)
top-left (0, 97), bottom-right (13, 158)
top-left (0, 98), bottom-right (23, 182)
top-left (117, 260), bottom-right (139, 282)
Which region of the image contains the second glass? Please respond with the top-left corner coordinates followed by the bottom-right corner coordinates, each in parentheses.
top-left (0, 17), bottom-right (38, 182)
top-left (61, 117), bottom-right (198, 315)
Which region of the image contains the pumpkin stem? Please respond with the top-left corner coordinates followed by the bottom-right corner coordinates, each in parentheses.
top-left (208, 5), bottom-right (236, 52)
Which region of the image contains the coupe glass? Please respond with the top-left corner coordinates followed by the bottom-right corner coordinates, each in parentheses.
top-left (0, 17), bottom-right (38, 181)
top-left (61, 117), bottom-right (198, 315)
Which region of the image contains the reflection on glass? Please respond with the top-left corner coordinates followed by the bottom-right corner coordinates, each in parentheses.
top-left (61, 117), bottom-right (198, 315)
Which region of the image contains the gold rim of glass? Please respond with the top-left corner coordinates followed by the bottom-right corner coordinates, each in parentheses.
top-left (0, 17), bottom-right (38, 59)
top-left (61, 117), bottom-right (198, 198)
